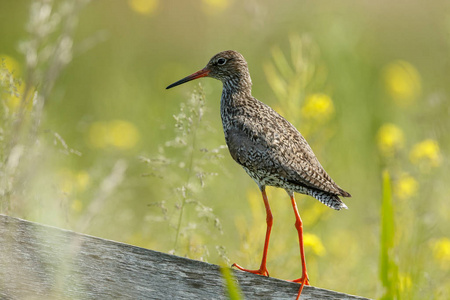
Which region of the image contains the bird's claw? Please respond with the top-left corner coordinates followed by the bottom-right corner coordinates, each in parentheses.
top-left (291, 275), bottom-right (310, 285)
top-left (231, 263), bottom-right (270, 277)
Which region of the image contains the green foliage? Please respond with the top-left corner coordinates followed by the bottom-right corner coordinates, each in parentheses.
top-left (379, 170), bottom-right (399, 300)
top-left (220, 266), bottom-right (243, 300)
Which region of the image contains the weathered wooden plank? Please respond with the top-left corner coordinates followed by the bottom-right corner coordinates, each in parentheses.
top-left (0, 214), bottom-right (371, 299)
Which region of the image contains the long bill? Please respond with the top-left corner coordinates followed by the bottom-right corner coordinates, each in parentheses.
top-left (166, 68), bottom-right (210, 89)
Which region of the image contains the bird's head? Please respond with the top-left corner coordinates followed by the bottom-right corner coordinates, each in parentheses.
top-left (166, 50), bottom-right (250, 89)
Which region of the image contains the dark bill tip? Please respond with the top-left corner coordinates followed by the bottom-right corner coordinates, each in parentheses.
top-left (166, 68), bottom-right (210, 89)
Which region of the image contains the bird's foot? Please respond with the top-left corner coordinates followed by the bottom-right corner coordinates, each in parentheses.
top-left (290, 275), bottom-right (309, 300)
top-left (291, 275), bottom-right (309, 285)
top-left (231, 263), bottom-right (270, 277)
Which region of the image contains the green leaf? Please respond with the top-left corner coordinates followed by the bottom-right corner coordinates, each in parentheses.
top-left (220, 266), bottom-right (243, 300)
top-left (379, 170), bottom-right (400, 300)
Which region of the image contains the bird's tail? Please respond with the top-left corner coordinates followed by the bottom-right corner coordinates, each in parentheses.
top-left (309, 190), bottom-right (348, 210)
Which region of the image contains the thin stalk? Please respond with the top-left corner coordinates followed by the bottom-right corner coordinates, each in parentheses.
top-left (173, 88), bottom-right (204, 251)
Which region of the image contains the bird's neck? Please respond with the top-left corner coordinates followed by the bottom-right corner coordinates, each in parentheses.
top-left (220, 75), bottom-right (254, 131)
top-left (220, 74), bottom-right (252, 108)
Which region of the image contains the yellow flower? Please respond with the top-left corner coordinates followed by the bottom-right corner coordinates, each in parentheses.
top-left (431, 237), bottom-right (450, 270)
top-left (376, 123), bottom-right (405, 156)
top-left (383, 60), bottom-right (421, 107)
top-left (0, 55), bottom-right (34, 112)
top-left (128, 0), bottom-right (158, 15)
top-left (0, 54), bottom-right (21, 77)
top-left (409, 139), bottom-right (441, 169)
top-left (301, 93), bottom-right (335, 122)
top-left (303, 233), bottom-right (326, 256)
top-left (109, 120), bottom-right (140, 149)
top-left (87, 120), bottom-right (140, 150)
top-left (3, 80), bottom-right (26, 111)
top-left (395, 173), bottom-right (418, 200)
top-left (201, 0), bottom-right (230, 15)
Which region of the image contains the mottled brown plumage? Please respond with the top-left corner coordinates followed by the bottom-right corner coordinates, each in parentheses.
top-left (166, 50), bottom-right (351, 299)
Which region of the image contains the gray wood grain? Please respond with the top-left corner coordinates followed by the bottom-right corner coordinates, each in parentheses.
top-left (0, 214), bottom-right (371, 300)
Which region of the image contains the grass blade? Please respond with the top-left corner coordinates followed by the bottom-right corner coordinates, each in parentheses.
top-left (380, 170), bottom-right (399, 300)
top-left (220, 266), bottom-right (243, 300)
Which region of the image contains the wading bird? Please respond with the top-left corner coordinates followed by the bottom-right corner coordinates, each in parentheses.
top-left (166, 50), bottom-right (351, 299)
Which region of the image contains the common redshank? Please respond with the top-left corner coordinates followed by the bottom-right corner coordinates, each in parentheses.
top-left (166, 50), bottom-right (351, 299)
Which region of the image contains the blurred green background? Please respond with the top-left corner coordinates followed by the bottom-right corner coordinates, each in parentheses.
top-left (1, 0), bottom-right (449, 299)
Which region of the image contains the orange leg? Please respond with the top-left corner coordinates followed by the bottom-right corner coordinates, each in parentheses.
top-left (232, 187), bottom-right (272, 277)
top-left (288, 192), bottom-right (309, 300)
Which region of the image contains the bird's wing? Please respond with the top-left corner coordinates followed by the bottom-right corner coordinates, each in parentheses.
top-left (267, 127), bottom-right (345, 195)
top-left (228, 101), bottom-right (347, 196)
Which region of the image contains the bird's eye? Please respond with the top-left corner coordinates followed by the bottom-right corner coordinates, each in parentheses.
top-left (217, 58), bottom-right (227, 65)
